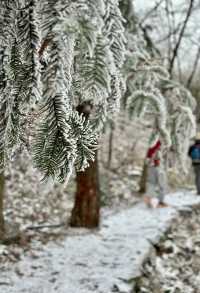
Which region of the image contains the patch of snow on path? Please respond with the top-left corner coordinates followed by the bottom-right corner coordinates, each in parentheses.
top-left (1, 192), bottom-right (200, 293)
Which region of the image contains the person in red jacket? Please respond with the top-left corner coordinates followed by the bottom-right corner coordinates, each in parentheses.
top-left (144, 139), bottom-right (168, 208)
top-left (147, 140), bottom-right (161, 167)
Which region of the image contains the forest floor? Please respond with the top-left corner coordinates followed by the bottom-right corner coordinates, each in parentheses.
top-left (135, 200), bottom-right (200, 293)
top-left (0, 191), bottom-right (200, 293)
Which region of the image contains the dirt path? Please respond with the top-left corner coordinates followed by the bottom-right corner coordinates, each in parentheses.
top-left (0, 192), bottom-right (199, 293)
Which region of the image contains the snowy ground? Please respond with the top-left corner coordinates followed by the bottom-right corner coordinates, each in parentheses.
top-left (0, 191), bottom-right (200, 293)
top-left (137, 200), bottom-right (200, 292)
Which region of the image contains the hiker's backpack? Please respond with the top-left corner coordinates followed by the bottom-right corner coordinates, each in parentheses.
top-left (191, 146), bottom-right (200, 162)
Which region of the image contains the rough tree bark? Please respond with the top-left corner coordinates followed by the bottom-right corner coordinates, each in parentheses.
top-left (107, 121), bottom-right (115, 169)
top-left (70, 102), bottom-right (100, 228)
top-left (139, 161), bottom-right (148, 194)
top-left (0, 173), bottom-right (5, 239)
top-left (70, 151), bottom-right (100, 228)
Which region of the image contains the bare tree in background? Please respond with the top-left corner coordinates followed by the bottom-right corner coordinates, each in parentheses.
top-left (137, 0), bottom-right (199, 83)
top-left (107, 121), bottom-right (115, 170)
top-left (0, 174), bottom-right (5, 239)
top-left (187, 45), bottom-right (200, 88)
top-left (169, 0), bottom-right (194, 76)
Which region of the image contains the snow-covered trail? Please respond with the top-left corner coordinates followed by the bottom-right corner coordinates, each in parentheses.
top-left (1, 192), bottom-right (200, 293)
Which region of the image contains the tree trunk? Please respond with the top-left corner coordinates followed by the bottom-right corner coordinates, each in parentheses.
top-left (0, 174), bottom-right (5, 239)
top-left (107, 122), bottom-right (114, 169)
top-left (70, 151), bottom-right (100, 228)
top-left (139, 162), bottom-right (148, 194)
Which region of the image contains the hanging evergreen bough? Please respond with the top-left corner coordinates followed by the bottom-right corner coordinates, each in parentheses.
top-left (0, 0), bottom-right (195, 181)
top-left (126, 89), bottom-right (171, 146)
top-left (0, 0), bottom-right (41, 167)
top-left (103, 0), bottom-right (126, 114)
top-left (125, 34), bottom-right (171, 147)
top-left (0, 0), bottom-right (126, 182)
top-left (125, 32), bottom-right (196, 171)
top-left (16, 0), bottom-right (41, 105)
top-left (120, 0), bottom-right (196, 173)
top-left (162, 80), bottom-right (196, 172)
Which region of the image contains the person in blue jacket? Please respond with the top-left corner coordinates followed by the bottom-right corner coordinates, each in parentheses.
top-left (188, 133), bottom-right (200, 195)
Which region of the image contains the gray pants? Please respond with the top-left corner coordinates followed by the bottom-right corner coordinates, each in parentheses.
top-left (146, 165), bottom-right (166, 202)
top-left (193, 164), bottom-right (200, 194)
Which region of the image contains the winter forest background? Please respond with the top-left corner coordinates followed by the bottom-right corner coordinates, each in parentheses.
top-left (0, 0), bottom-right (200, 292)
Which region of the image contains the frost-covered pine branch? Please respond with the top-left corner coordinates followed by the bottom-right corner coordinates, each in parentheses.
top-left (122, 1), bottom-right (196, 172)
top-left (125, 33), bottom-right (171, 147)
top-left (125, 34), bottom-right (196, 171)
top-left (0, 0), bottom-right (41, 166)
top-left (0, 0), bottom-right (126, 181)
top-left (162, 80), bottom-right (196, 172)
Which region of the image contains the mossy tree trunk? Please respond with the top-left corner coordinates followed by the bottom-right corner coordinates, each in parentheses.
top-left (0, 174), bottom-right (5, 239)
top-left (70, 151), bottom-right (100, 228)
